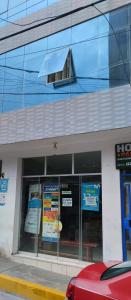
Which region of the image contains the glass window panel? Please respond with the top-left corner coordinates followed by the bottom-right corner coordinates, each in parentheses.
top-left (98, 14), bottom-right (109, 35)
top-left (0, 55), bottom-right (6, 96)
top-left (59, 176), bottom-right (80, 259)
top-left (48, 0), bottom-right (58, 5)
top-left (23, 157), bottom-right (45, 176)
top-left (74, 152), bottom-right (101, 174)
top-left (47, 154), bottom-right (72, 175)
top-left (0, 4), bottom-right (130, 111)
top-left (0, 12), bottom-right (8, 27)
top-left (8, 3), bottom-right (27, 20)
top-left (109, 63), bottom-right (129, 88)
top-left (98, 36), bottom-right (109, 70)
top-left (0, 0), bottom-right (8, 13)
top-left (109, 6), bottom-right (128, 31)
top-left (109, 32), bottom-right (128, 66)
top-left (20, 156), bottom-right (103, 262)
top-left (48, 28), bottom-right (71, 49)
top-left (126, 230), bottom-right (131, 261)
top-left (81, 175), bottom-right (102, 262)
top-left (19, 177), bottom-right (41, 253)
top-left (0, 0), bottom-right (59, 26)
top-left (72, 17), bottom-right (98, 43)
top-left (38, 48), bottom-right (70, 77)
top-left (0, 1), bottom-right (8, 27)
top-left (27, 0), bottom-right (47, 15)
top-left (3, 95), bottom-right (24, 112)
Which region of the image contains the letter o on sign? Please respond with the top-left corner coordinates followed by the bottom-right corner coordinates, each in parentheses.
top-left (125, 144), bottom-right (131, 151)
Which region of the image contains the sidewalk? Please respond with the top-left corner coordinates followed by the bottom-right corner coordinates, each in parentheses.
top-left (0, 257), bottom-right (71, 299)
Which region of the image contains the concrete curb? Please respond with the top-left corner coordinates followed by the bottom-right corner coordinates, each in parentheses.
top-left (0, 274), bottom-right (65, 300)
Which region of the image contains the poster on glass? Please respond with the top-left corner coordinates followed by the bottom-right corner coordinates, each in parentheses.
top-left (82, 183), bottom-right (100, 211)
top-left (42, 184), bottom-right (61, 242)
top-left (24, 184), bottom-right (42, 234)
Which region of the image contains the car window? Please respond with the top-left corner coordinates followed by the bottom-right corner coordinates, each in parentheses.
top-left (101, 261), bottom-right (131, 280)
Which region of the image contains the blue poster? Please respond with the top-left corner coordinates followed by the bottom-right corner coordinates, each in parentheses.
top-left (82, 184), bottom-right (100, 211)
top-left (0, 179), bottom-right (8, 192)
top-left (28, 196), bottom-right (41, 209)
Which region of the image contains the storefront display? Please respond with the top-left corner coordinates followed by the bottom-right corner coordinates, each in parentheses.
top-left (0, 178), bottom-right (8, 206)
top-left (42, 184), bottom-right (60, 242)
top-left (0, 179), bottom-right (8, 192)
top-left (82, 183), bottom-right (100, 211)
top-left (20, 152), bottom-right (102, 262)
top-left (24, 191), bottom-right (42, 234)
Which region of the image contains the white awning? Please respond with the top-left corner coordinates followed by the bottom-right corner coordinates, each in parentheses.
top-left (38, 48), bottom-right (69, 78)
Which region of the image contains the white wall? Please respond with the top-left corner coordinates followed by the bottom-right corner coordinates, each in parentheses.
top-left (0, 156), bottom-right (21, 256)
top-left (102, 144), bottom-right (123, 261)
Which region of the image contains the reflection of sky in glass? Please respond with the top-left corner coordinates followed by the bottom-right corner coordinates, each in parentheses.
top-left (0, 0), bottom-right (59, 27)
top-left (0, 5), bottom-right (129, 113)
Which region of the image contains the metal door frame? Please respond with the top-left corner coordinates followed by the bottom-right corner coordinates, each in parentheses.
top-left (120, 173), bottom-right (131, 261)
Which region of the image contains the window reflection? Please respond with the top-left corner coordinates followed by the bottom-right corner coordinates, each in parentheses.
top-left (0, 0), bottom-right (59, 27)
top-left (0, 4), bottom-right (130, 112)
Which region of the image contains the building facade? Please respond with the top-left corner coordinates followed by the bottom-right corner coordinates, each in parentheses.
top-left (0, 0), bottom-right (131, 275)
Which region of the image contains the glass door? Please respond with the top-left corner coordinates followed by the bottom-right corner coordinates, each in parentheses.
top-left (19, 177), bottom-right (41, 254)
top-left (81, 175), bottom-right (102, 262)
top-left (121, 173), bottom-right (131, 260)
top-left (59, 176), bottom-right (80, 259)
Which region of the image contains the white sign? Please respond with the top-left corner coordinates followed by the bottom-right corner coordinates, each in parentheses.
top-left (85, 196), bottom-right (97, 206)
top-left (42, 222), bottom-right (58, 239)
top-left (62, 198), bottom-right (72, 207)
top-left (24, 208), bottom-right (41, 234)
top-left (62, 191), bottom-right (72, 195)
top-left (0, 193), bottom-right (7, 206)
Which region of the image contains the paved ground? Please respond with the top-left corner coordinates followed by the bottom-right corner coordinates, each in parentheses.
top-left (0, 257), bottom-right (71, 292)
top-left (0, 291), bottom-right (26, 299)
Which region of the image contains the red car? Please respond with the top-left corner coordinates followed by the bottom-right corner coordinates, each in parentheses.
top-left (65, 261), bottom-right (131, 300)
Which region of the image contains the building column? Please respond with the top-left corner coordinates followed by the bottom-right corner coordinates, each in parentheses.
top-left (0, 156), bottom-right (21, 256)
top-left (102, 143), bottom-right (123, 261)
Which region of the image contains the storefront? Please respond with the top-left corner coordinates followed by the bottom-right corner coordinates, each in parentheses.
top-left (19, 152), bottom-right (102, 262)
top-left (0, 129), bottom-right (125, 274)
top-left (116, 143), bottom-right (131, 262)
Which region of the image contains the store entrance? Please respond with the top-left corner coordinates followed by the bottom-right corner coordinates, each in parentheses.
top-left (38, 176), bottom-right (80, 258)
top-left (20, 153), bottom-right (102, 262)
top-left (121, 173), bottom-right (131, 260)
top-left (20, 176), bottom-right (80, 258)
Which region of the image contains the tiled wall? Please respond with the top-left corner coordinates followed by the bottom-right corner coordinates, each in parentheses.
top-left (0, 84), bottom-right (130, 144)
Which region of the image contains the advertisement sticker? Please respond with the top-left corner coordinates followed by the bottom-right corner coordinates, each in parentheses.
top-left (82, 183), bottom-right (100, 211)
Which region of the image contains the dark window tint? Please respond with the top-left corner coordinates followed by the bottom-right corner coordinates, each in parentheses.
top-left (109, 32), bottom-right (128, 65)
top-left (47, 154), bottom-right (72, 175)
top-left (0, 161), bottom-right (2, 175)
top-left (74, 152), bottom-right (101, 174)
top-left (23, 157), bottom-right (44, 175)
top-left (109, 6), bottom-right (128, 31)
top-left (109, 63), bottom-right (129, 87)
top-left (101, 261), bottom-right (131, 280)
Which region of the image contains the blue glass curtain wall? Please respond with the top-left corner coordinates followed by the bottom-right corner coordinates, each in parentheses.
top-left (0, 4), bottom-right (130, 112)
top-left (0, 0), bottom-right (58, 27)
